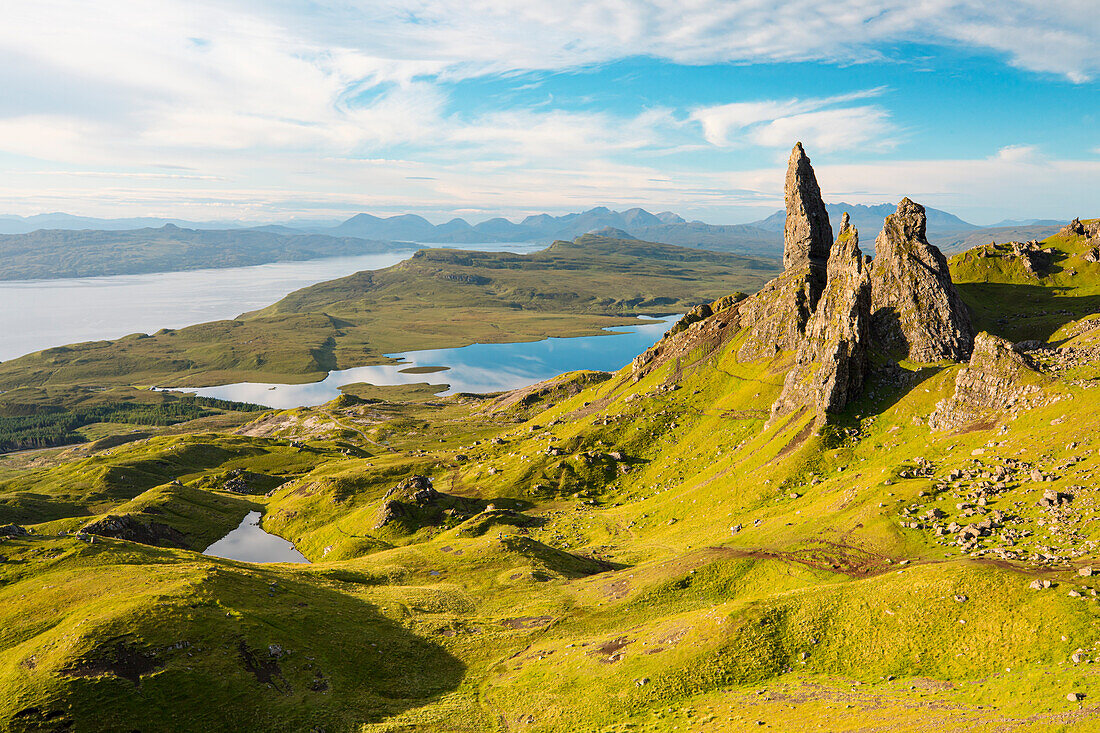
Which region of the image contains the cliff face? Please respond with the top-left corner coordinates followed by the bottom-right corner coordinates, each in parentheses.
top-left (782, 142), bottom-right (833, 305)
top-left (769, 213), bottom-right (871, 423)
top-left (736, 142), bottom-right (833, 362)
top-left (869, 198), bottom-right (975, 362)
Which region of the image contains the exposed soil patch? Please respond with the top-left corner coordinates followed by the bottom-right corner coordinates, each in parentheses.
top-left (238, 641), bottom-right (289, 693)
top-left (588, 636), bottom-right (633, 663)
top-left (501, 616), bottom-right (553, 630)
top-left (704, 542), bottom-right (890, 578)
top-left (776, 413), bottom-right (815, 459)
top-left (63, 641), bottom-right (163, 685)
top-left (602, 578), bottom-right (631, 600)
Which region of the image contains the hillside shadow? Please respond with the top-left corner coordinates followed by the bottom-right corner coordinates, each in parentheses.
top-left (38, 554), bottom-right (469, 731)
top-left (956, 282), bottom-right (1100, 343)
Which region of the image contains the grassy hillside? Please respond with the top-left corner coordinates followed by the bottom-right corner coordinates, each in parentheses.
top-left (0, 236), bottom-right (779, 392)
top-left (2, 224), bottom-right (1100, 730)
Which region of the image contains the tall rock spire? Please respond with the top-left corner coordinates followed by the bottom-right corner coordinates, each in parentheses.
top-left (869, 198), bottom-right (975, 362)
top-left (768, 212), bottom-right (871, 425)
top-left (783, 142), bottom-right (833, 305)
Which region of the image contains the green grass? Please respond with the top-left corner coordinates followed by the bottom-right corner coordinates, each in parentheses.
top-left (2, 224), bottom-right (1100, 730)
top-left (0, 235), bottom-right (779, 392)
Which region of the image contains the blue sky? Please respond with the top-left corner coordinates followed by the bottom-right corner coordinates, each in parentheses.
top-left (0, 1), bottom-right (1097, 225)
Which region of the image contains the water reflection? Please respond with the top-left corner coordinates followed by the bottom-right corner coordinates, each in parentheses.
top-left (203, 511), bottom-right (309, 563)
top-left (182, 314), bottom-right (678, 408)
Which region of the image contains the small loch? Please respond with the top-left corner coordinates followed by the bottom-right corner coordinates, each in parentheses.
top-left (178, 314), bottom-right (679, 409)
top-left (203, 511), bottom-right (309, 564)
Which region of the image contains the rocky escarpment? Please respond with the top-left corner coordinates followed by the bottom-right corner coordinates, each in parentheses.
top-left (928, 333), bottom-right (1049, 431)
top-left (769, 213), bottom-right (871, 424)
top-left (870, 198), bottom-right (975, 362)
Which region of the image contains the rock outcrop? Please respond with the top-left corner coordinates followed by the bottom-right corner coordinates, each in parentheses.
top-left (734, 268), bottom-right (819, 361)
top-left (374, 475), bottom-right (483, 532)
top-left (0, 523), bottom-right (28, 537)
top-left (869, 198), bottom-right (975, 362)
top-left (80, 513), bottom-right (189, 549)
top-left (769, 213), bottom-right (871, 424)
top-left (783, 141), bottom-right (833, 301)
top-left (735, 143), bottom-right (834, 361)
top-left (928, 333), bottom-right (1048, 431)
top-left (1011, 240), bottom-right (1054, 276)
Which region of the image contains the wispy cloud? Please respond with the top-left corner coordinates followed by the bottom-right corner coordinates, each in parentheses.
top-left (0, 1), bottom-right (1096, 221)
top-left (690, 89), bottom-right (896, 151)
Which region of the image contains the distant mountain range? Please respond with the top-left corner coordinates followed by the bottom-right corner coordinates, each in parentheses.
top-left (0, 205), bottom-right (1068, 280)
top-left (308, 203), bottom-right (1062, 256)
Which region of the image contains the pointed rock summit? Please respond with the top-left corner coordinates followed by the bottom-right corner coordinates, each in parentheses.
top-left (769, 213), bottom-right (871, 424)
top-left (783, 142), bottom-right (833, 303)
top-left (869, 198), bottom-right (974, 362)
top-left (735, 143), bottom-right (832, 361)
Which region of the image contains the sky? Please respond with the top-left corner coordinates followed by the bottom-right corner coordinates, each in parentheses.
top-left (0, 0), bottom-right (1097, 226)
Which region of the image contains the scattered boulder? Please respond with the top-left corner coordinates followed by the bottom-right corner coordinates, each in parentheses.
top-left (0, 524), bottom-right (28, 538)
top-left (869, 198), bottom-right (975, 362)
top-left (1039, 488), bottom-right (1072, 508)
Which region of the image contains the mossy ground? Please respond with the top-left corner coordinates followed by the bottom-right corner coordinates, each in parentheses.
top-left (1, 225), bottom-right (1100, 730)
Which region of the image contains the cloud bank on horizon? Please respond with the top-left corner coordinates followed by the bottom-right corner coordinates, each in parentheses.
top-left (1, 0), bottom-right (1097, 224)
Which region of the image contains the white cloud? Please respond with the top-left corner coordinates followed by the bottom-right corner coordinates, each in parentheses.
top-left (691, 89), bottom-right (895, 151)
top-left (993, 145), bottom-right (1041, 164)
top-left (0, 0), bottom-right (1096, 222)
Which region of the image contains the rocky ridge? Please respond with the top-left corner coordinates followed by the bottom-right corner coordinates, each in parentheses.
top-left (928, 333), bottom-right (1050, 431)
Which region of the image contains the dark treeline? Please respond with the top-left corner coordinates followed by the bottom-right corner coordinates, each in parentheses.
top-left (0, 396), bottom-right (266, 453)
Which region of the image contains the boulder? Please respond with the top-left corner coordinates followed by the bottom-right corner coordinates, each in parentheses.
top-left (869, 198), bottom-right (975, 362)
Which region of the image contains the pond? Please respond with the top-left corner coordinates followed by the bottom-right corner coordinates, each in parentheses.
top-left (178, 314), bottom-right (679, 409)
top-left (203, 511), bottom-right (309, 563)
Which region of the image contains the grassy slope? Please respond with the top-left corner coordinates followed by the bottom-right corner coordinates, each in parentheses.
top-left (2, 224), bottom-right (1100, 730)
top-left (0, 236), bottom-right (779, 393)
